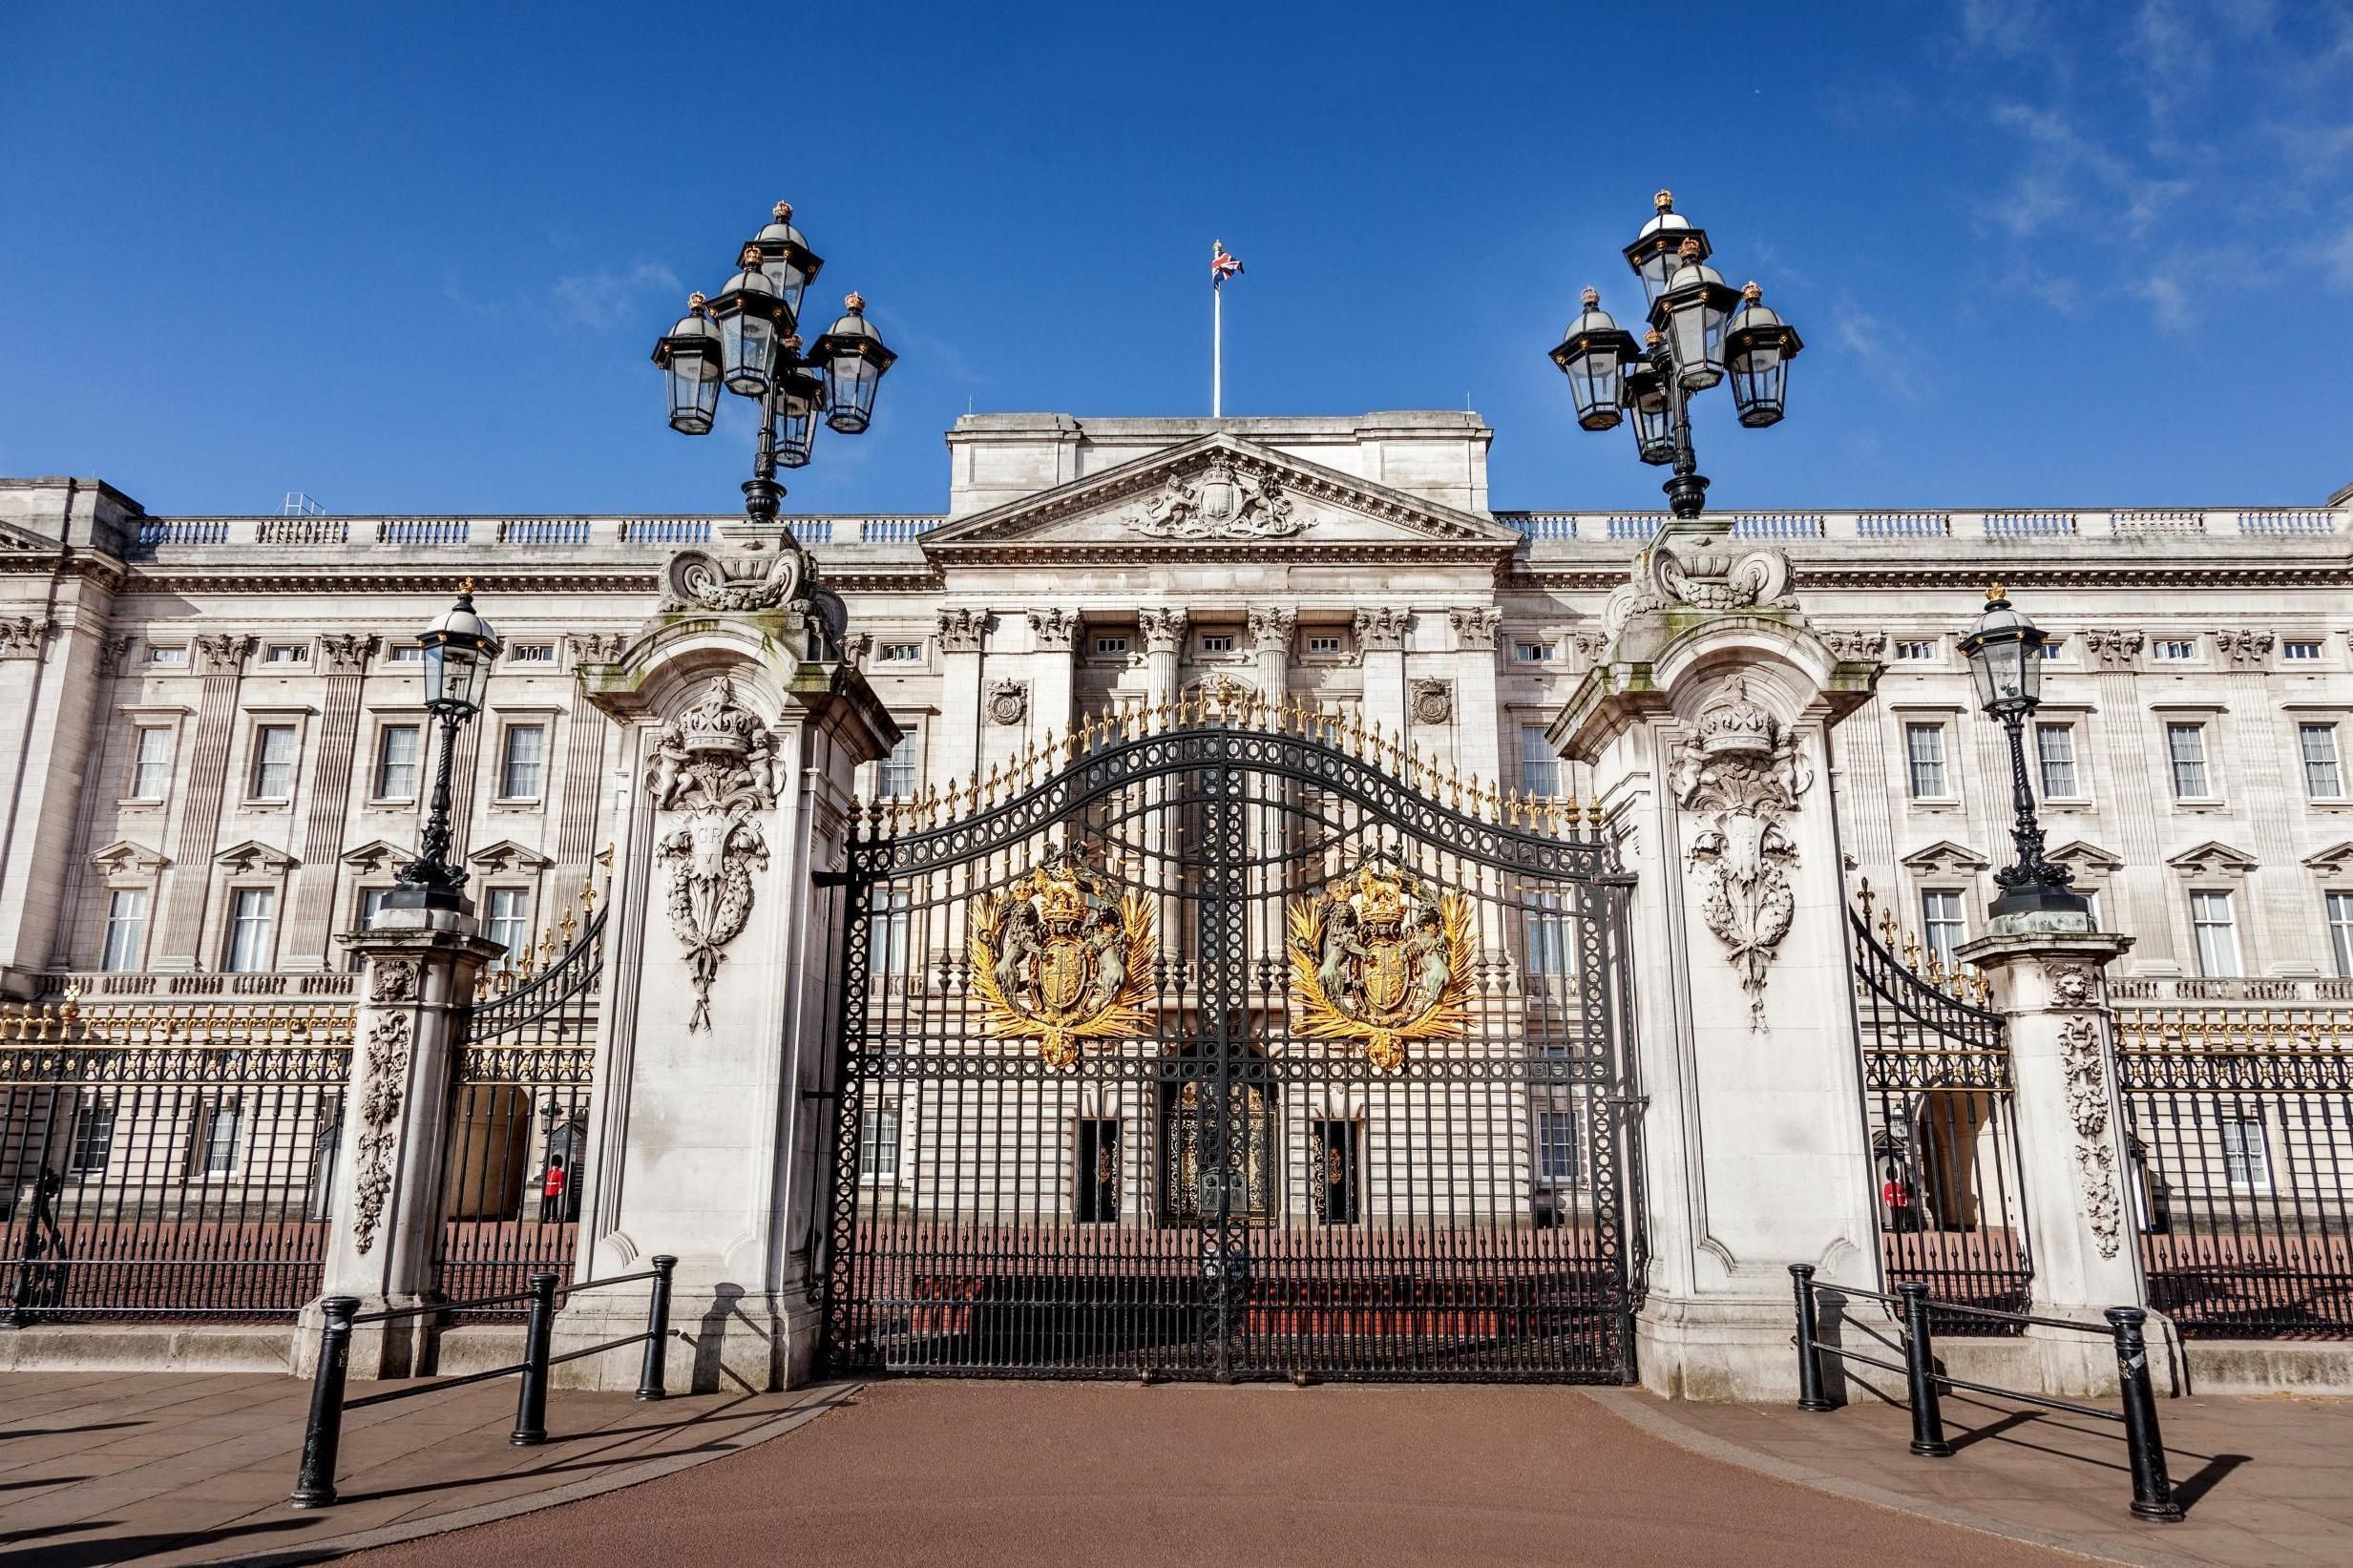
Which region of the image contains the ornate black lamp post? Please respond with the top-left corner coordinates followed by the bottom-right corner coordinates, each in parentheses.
top-left (389, 585), bottom-right (501, 917)
top-left (1958, 584), bottom-right (2093, 930)
top-left (652, 201), bottom-right (898, 529)
top-left (1548, 190), bottom-right (1804, 523)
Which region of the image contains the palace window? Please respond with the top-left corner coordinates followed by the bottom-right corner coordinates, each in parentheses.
top-left (509, 642), bottom-right (556, 664)
top-left (2190, 890), bottom-right (2240, 978)
top-left (1513, 640), bottom-right (1557, 663)
top-left (1075, 1119), bottom-right (1120, 1223)
top-left (358, 887), bottom-right (393, 932)
top-left (2166, 722), bottom-right (2213, 799)
top-left (1520, 724), bottom-right (1561, 798)
top-left (196, 1098), bottom-right (243, 1178)
top-left (859, 1101), bottom-right (901, 1181)
top-left (1903, 722), bottom-right (1950, 799)
top-left (148, 644), bottom-right (189, 666)
top-left (878, 641), bottom-right (923, 663)
top-left (1305, 635), bottom-right (1342, 656)
top-left (1313, 1119), bottom-right (1361, 1224)
top-left (1921, 889), bottom-right (1968, 969)
top-left (374, 723), bottom-right (421, 799)
top-left (388, 643), bottom-right (424, 663)
top-left (2036, 638), bottom-right (2064, 660)
top-left (2284, 639), bottom-right (2323, 661)
top-left (249, 724), bottom-right (299, 801)
top-left (129, 726), bottom-right (174, 799)
top-left (223, 888), bottom-right (277, 972)
top-left (1535, 1110), bottom-right (1582, 1186)
top-left (2326, 892), bottom-right (2353, 979)
top-left (100, 889), bottom-right (148, 972)
top-left (485, 888), bottom-right (532, 967)
top-left (68, 1097), bottom-right (116, 1177)
top-left (1199, 633), bottom-right (1234, 655)
top-left (1523, 890), bottom-right (1573, 978)
top-left (1893, 639), bottom-right (1938, 661)
top-left (262, 642), bottom-right (306, 665)
top-left (499, 723), bottom-right (548, 799)
top-left (2300, 722), bottom-right (2344, 800)
top-left (2220, 1115), bottom-right (2271, 1192)
top-left (2153, 638), bottom-right (2196, 661)
top-left (1094, 635), bottom-right (1130, 656)
top-left (2034, 722), bottom-right (2081, 799)
top-left (879, 731), bottom-right (920, 799)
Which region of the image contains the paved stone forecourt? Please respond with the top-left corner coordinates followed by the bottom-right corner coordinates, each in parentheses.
top-left (5, 1372), bottom-right (2349, 1567)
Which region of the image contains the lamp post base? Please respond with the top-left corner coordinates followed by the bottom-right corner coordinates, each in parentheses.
top-left (382, 883), bottom-right (475, 922)
top-left (1987, 882), bottom-right (2094, 936)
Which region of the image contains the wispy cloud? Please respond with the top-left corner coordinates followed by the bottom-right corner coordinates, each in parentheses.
top-left (1832, 297), bottom-right (1932, 406)
top-left (550, 261), bottom-right (682, 331)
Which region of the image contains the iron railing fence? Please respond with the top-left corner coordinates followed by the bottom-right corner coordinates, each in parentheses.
top-left (2115, 1007), bottom-right (2353, 1338)
top-left (1848, 897), bottom-right (2031, 1332)
top-left (436, 903), bottom-right (605, 1315)
top-left (1, 999), bottom-right (353, 1322)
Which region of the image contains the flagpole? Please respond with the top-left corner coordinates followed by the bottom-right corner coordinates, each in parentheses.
top-left (1212, 250), bottom-right (1224, 420)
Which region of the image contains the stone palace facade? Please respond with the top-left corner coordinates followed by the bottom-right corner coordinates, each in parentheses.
top-left (4, 410), bottom-right (2348, 1000)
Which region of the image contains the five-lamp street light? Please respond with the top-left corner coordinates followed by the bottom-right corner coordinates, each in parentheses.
top-left (1959, 585), bottom-right (2094, 929)
top-left (389, 585), bottom-right (502, 917)
top-left (1549, 190), bottom-right (1804, 523)
top-left (652, 201), bottom-right (898, 528)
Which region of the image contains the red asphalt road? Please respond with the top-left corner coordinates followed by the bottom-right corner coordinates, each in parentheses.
top-left (349, 1381), bottom-right (2082, 1568)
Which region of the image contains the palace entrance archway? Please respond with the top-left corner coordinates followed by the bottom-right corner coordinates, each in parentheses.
top-left (820, 702), bottom-right (1639, 1382)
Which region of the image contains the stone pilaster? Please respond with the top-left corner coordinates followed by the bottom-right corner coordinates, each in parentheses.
top-left (284, 634), bottom-right (372, 970)
top-left (1447, 607), bottom-right (1502, 796)
top-left (555, 637), bottom-right (624, 892)
top-left (1355, 607), bottom-right (1409, 743)
top-left (154, 634), bottom-right (253, 970)
top-left (1554, 530), bottom-right (1882, 1401)
top-left (1957, 930), bottom-right (2148, 1394)
top-left (303, 920), bottom-right (502, 1377)
top-left (1139, 607), bottom-right (1188, 709)
top-left (1248, 605), bottom-right (1294, 710)
top-left (935, 607), bottom-right (989, 786)
top-left (563, 570), bottom-right (896, 1391)
top-left (0, 588), bottom-right (116, 992)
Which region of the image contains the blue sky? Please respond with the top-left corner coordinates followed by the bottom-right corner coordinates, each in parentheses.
top-left (3, 1), bottom-right (2348, 518)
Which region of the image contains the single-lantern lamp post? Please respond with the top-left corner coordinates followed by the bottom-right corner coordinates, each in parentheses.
top-left (1958, 583), bottom-right (2094, 930)
top-left (389, 583), bottom-right (501, 917)
top-left (652, 200), bottom-right (898, 528)
top-left (1548, 190), bottom-right (1805, 525)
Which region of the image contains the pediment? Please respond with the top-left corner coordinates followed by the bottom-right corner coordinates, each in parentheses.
top-left (469, 839), bottom-right (555, 874)
top-left (1899, 839), bottom-right (1990, 876)
top-left (2049, 839), bottom-right (2124, 871)
top-left (216, 840), bottom-right (298, 876)
top-left (91, 839), bottom-right (169, 877)
top-left (2166, 839), bottom-right (2258, 875)
top-left (2303, 841), bottom-right (2353, 875)
top-left (921, 433), bottom-right (1523, 560)
top-left (342, 839), bottom-right (414, 875)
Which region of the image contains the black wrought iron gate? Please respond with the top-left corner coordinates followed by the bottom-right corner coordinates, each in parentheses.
top-left (821, 705), bottom-right (1640, 1382)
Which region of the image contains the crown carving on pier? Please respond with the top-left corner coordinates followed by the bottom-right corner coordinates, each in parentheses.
top-left (1692, 679), bottom-right (1778, 760)
top-left (674, 676), bottom-right (763, 759)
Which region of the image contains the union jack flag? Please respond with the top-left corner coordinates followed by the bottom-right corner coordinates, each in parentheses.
top-left (1211, 240), bottom-right (1244, 284)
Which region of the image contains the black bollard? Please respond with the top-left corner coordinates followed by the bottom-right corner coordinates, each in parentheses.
top-left (2107, 1307), bottom-right (2185, 1522)
top-left (510, 1273), bottom-right (557, 1446)
top-left (1898, 1283), bottom-right (1952, 1457)
top-left (1791, 1265), bottom-right (1834, 1411)
top-left (637, 1255), bottom-right (677, 1402)
top-left (288, 1297), bottom-right (361, 1508)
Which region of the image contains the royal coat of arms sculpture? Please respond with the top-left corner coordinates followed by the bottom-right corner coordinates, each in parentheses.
top-left (969, 851), bottom-right (1158, 1068)
top-left (1288, 854), bottom-right (1476, 1071)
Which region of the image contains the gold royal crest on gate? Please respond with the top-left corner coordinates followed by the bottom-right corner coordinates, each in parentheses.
top-left (970, 849), bottom-right (1157, 1069)
top-left (1289, 852), bottom-right (1476, 1072)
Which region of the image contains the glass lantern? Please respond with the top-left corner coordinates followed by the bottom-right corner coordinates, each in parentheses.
top-left (1549, 288), bottom-right (1639, 431)
top-left (809, 293), bottom-right (898, 435)
top-left (651, 294), bottom-right (725, 435)
top-left (1723, 282), bottom-right (1804, 429)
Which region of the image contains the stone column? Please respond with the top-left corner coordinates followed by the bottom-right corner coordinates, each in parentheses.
top-left (2081, 632), bottom-right (2176, 970)
top-left (562, 568), bottom-right (895, 1392)
top-left (1554, 538), bottom-right (1883, 1401)
top-left (1026, 608), bottom-right (1080, 750)
top-left (284, 634), bottom-right (373, 970)
top-left (0, 599), bottom-right (113, 992)
top-left (1958, 929), bottom-right (2148, 1394)
top-left (935, 607), bottom-right (988, 786)
top-left (302, 919), bottom-right (502, 1376)
top-left (1447, 607), bottom-right (1503, 796)
top-left (1248, 605), bottom-right (1294, 710)
top-left (154, 633), bottom-right (253, 970)
top-left (1355, 608), bottom-right (1409, 744)
top-left (1139, 607), bottom-right (1188, 709)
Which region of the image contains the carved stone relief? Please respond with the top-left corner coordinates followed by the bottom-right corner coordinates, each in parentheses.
top-left (1027, 608), bottom-right (1080, 652)
top-left (1137, 608), bottom-right (1190, 655)
top-left (838, 631), bottom-right (872, 666)
top-left (0, 617), bottom-right (55, 659)
top-left (2059, 1014), bottom-right (2124, 1259)
top-left (2041, 962), bottom-right (2097, 1009)
top-left (97, 635), bottom-right (135, 677)
top-left (1354, 607), bottom-right (1410, 653)
top-left (645, 677), bottom-right (781, 1033)
top-left (1247, 606), bottom-right (1297, 655)
top-left (194, 634), bottom-right (255, 677)
top-left (2212, 629), bottom-right (2276, 668)
top-left (1569, 630), bottom-right (1610, 665)
top-left (935, 608), bottom-right (989, 654)
top-left (352, 1011), bottom-right (411, 1256)
top-left (1410, 679), bottom-right (1454, 726)
top-left (566, 632), bottom-right (629, 664)
top-left (1823, 630), bottom-right (1886, 660)
top-left (1446, 606), bottom-right (1502, 651)
top-left (1671, 680), bottom-right (1812, 1033)
top-left (319, 633), bottom-right (376, 675)
top-left (2079, 630), bottom-right (2144, 671)
top-left (370, 957), bottom-right (420, 1003)
top-left (1122, 456), bottom-right (1303, 540)
top-left (986, 679), bottom-right (1029, 727)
